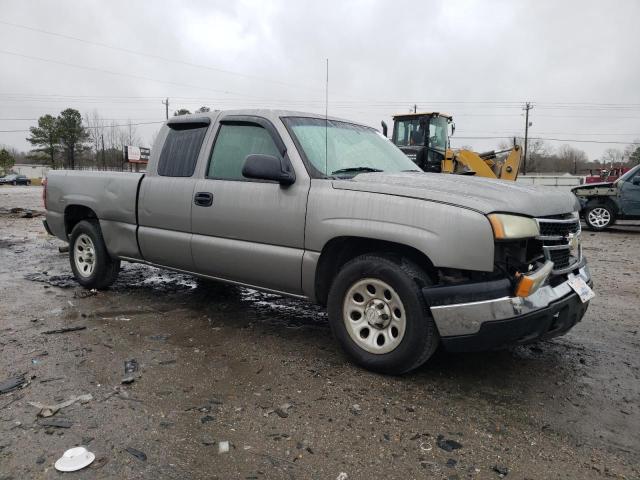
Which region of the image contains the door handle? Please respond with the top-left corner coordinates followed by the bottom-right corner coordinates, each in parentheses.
top-left (194, 191), bottom-right (213, 207)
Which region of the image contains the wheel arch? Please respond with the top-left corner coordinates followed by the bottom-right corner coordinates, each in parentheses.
top-left (64, 204), bottom-right (98, 235)
top-left (313, 236), bottom-right (436, 306)
top-left (584, 196), bottom-right (620, 215)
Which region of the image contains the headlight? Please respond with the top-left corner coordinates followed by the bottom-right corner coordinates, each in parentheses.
top-left (488, 213), bottom-right (540, 240)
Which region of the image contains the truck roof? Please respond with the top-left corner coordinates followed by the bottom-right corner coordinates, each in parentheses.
top-left (392, 112), bottom-right (453, 120)
top-left (168, 109), bottom-right (362, 126)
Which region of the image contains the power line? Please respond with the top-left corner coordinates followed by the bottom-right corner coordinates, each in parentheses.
top-left (0, 49), bottom-right (293, 101)
top-left (0, 19), bottom-right (324, 93)
top-left (452, 136), bottom-right (640, 145)
top-left (0, 120), bottom-right (164, 133)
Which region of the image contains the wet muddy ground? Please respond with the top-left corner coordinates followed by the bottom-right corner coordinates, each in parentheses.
top-left (0, 185), bottom-right (638, 479)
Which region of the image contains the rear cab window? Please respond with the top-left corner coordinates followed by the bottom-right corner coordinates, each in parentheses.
top-left (157, 124), bottom-right (209, 177)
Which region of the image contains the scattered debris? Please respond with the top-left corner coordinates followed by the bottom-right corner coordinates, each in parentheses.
top-left (41, 326), bottom-right (86, 335)
top-left (149, 334), bottom-right (170, 341)
top-left (29, 393), bottom-right (93, 417)
top-left (202, 438), bottom-right (216, 446)
top-left (350, 404), bottom-right (362, 415)
top-left (124, 359), bottom-right (139, 374)
top-left (125, 447), bottom-right (147, 461)
top-left (54, 446), bottom-right (95, 472)
top-left (436, 435), bottom-right (463, 452)
top-left (38, 417), bottom-right (73, 429)
top-left (218, 441), bottom-right (230, 454)
top-left (121, 375), bottom-right (136, 385)
top-left (336, 473), bottom-right (348, 480)
top-left (493, 464), bottom-right (509, 477)
top-left (0, 393), bottom-right (24, 410)
top-left (90, 456), bottom-right (108, 469)
top-left (275, 403), bottom-right (293, 418)
top-left (201, 415), bottom-right (215, 423)
top-left (74, 289), bottom-right (97, 299)
top-left (58, 245), bottom-right (70, 253)
top-left (0, 375), bottom-right (27, 395)
top-left (446, 458), bottom-right (457, 468)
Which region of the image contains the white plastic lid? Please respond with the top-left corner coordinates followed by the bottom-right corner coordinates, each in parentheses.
top-left (54, 446), bottom-right (96, 472)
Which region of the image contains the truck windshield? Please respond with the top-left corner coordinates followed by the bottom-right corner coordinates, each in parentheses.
top-left (616, 164), bottom-right (640, 183)
top-left (284, 117), bottom-right (420, 177)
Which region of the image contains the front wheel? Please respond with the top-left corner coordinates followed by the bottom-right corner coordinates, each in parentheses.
top-left (69, 220), bottom-right (120, 289)
top-left (584, 204), bottom-right (616, 231)
top-left (327, 254), bottom-right (439, 374)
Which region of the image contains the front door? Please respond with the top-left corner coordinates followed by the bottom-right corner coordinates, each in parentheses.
top-left (619, 169), bottom-right (640, 217)
top-left (191, 118), bottom-right (308, 294)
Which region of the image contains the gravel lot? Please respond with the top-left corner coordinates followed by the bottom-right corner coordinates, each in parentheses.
top-left (1, 185), bottom-right (638, 479)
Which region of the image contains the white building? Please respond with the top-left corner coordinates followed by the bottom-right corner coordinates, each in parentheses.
top-left (12, 164), bottom-right (50, 179)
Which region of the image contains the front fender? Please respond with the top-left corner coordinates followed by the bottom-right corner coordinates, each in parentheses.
top-left (305, 182), bottom-right (495, 272)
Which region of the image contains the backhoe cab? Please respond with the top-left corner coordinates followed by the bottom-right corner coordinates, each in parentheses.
top-left (382, 112), bottom-right (521, 181)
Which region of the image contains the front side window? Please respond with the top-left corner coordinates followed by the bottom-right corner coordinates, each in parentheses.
top-left (393, 118), bottom-right (422, 147)
top-left (284, 117), bottom-right (419, 177)
top-left (208, 124), bottom-right (281, 180)
top-left (157, 125), bottom-right (208, 177)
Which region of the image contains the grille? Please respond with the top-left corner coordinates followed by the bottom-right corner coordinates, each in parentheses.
top-left (536, 216), bottom-right (581, 273)
top-left (538, 220), bottom-right (580, 238)
top-left (548, 248), bottom-right (571, 270)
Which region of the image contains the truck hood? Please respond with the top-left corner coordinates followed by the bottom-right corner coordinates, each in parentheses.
top-left (572, 181), bottom-right (615, 191)
top-left (332, 172), bottom-right (580, 217)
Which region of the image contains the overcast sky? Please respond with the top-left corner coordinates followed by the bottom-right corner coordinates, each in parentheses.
top-left (1, 0), bottom-right (639, 160)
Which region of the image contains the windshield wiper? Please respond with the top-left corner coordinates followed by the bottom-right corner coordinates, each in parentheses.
top-left (331, 167), bottom-right (383, 175)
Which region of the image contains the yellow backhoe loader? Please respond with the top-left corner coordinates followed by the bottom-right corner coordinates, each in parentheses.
top-left (381, 112), bottom-right (521, 181)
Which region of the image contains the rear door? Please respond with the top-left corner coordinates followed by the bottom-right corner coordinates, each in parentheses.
top-left (137, 119), bottom-right (210, 269)
top-left (191, 115), bottom-right (307, 294)
top-left (619, 168), bottom-right (640, 217)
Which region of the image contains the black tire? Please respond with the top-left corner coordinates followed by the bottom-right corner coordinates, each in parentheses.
top-left (584, 203), bottom-right (616, 231)
top-left (69, 220), bottom-right (120, 289)
top-left (327, 254), bottom-right (439, 375)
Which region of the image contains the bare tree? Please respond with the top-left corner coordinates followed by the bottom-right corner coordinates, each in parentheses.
top-left (557, 145), bottom-right (588, 174)
top-left (84, 110), bottom-right (106, 168)
top-left (601, 148), bottom-right (624, 166)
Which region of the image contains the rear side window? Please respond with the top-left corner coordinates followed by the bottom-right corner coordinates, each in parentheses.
top-left (157, 125), bottom-right (208, 177)
top-left (208, 124), bottom-right (281, 180)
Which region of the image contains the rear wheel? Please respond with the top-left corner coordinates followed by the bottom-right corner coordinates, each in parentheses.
top-left (327, 254), bottom-right (439, 375)
top-left (69, 220), bottom-right (120, 289)
top-left (584, 204), bottom-right (616, 230)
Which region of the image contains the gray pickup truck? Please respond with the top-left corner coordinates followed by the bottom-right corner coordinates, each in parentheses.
top-left (44, 110), bottom-right (594, 374)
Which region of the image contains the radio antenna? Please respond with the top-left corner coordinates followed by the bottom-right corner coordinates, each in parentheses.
top-left (325, 58), bottom-right (329, 176)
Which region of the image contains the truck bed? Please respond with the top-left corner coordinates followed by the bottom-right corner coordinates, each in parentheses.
top-left (45, 170), bottom-right (145, 259)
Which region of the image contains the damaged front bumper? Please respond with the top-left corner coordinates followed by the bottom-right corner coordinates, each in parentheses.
top-left (424, 264), bottom-right (592, 351)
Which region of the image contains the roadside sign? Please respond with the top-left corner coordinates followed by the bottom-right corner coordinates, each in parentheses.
top-left (124, 146), bottom-right (150, 164)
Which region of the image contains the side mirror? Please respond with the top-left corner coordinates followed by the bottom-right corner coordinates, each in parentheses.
top-left (451, 122), bottom-right (456, 136)
top-left (381, 120), bottom-right (388, 138)
top-left (242, 154), bottom-right (295, 185)
top-left (632, 176), bottom-right (640, 186)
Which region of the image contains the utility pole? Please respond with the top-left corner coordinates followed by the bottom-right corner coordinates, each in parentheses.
top-left (413, 104), bottom-right (417, 113)
top-left (162, 98), bottom-right (169, 120)
top-left (101, 134), bottom-right (105, 170)
top-left (522, 102), bottom-right (533, 175)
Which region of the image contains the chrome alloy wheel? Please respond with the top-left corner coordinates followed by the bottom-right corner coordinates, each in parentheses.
top-left (587, 207), bottom-right (611, 228)
top-left (342, 278), bottom-right (406, 354)
top-left (74, 233), bottom-right (96, 277)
